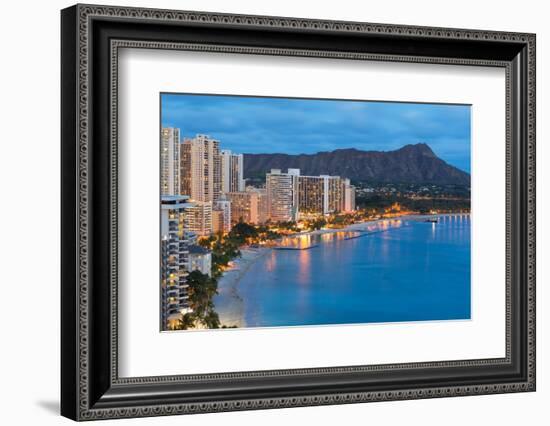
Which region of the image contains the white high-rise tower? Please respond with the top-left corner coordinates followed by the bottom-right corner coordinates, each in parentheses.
top-left (220, 149), bottom-right (245, 193)
top-left (160, 128), bottom-right (181, 196)
top-left (180, 134), bottom-right (222, 203)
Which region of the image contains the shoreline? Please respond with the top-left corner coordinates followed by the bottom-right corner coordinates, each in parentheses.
top-left (214, 246), bottom-right (272, 328)
top-left (214, 212), bottom-right (469, 327)
top-left (299, 212), bottom-right (470, 235)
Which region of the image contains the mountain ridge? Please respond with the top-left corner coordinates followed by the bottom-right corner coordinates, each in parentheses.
top-left (243, 143), bottom-right (470, 185)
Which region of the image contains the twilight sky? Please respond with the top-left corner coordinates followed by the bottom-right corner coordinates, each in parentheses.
top-left (161, 93), bottom-right (471, 173)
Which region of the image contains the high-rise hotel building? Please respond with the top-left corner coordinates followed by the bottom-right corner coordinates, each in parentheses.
top-left (212, 210), bottom-right (225, 234)
top-left (266, 169), bottom-right (300, 222)
top-left (298, 174), bottom-right (345, 216)
top-left (326, 175), bottom-right (345, 213)
top-left (183, 201), bottom-right (213, 236)
top-left (160, 128), bottom-right (181, 196)
top-left (343, 178), bottom-right (356, 212)
top-left (227, 191), bottom-right (260, 224)
top-left (220, 150), bottom-right (245, 193)
top-left (298, 175), bottom-right (326, 215)
top-left (266, 169), bottom-right (355, 222)
top-left (214, 197), bottom-right (232, 232)
top-left (160, 195), bottom-right (194, 330)
top-left (180, 135), bottom-right (222, 203)
top-left (248, 187), bottom-right (268, 224)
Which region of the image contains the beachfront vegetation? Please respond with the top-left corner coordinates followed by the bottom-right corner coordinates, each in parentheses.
top-left (304, 217), bottom-right (327, 231)
top-left (199, 221), bottom-right (281, 277)
top-left (174, 270), bottom-right (220, 330)
top-left (272, 221), bottom-right (300, 233)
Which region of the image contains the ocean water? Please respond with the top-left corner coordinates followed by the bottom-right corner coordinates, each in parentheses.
top-left (220, 215), bottom-right (471, 328)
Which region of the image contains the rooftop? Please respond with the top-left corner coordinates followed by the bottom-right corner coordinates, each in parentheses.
top-left (188, 245), bottom-right (210, 255)
top-left (161, 195), bottom-right (190, 203)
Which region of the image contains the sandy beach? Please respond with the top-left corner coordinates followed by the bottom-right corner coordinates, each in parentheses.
top-left (214, 246), bottom-right (272, 328)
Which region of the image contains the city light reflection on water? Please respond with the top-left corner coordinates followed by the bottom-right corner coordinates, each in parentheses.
top-left (297, 249), bottom-right (311, 285)
top-left (276, 230), bottom-right (387, 250)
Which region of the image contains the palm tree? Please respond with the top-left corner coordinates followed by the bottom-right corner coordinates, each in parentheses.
top-left (185, 270), bottom-right (220, 328)
top-left (203, 306), bottom-right (220, 329)
top-left (177, 313), bottom-right (196, 330)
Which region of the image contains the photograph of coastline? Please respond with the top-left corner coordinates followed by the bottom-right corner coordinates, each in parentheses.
top-left (160, 93), bottom-right (471, 331)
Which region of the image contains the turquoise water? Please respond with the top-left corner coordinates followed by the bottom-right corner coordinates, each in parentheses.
top-left (223, 215), bottom-right (470, 328)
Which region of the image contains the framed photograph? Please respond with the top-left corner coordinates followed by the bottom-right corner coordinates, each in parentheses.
top-left (61, 4), bottom-right (536, 421)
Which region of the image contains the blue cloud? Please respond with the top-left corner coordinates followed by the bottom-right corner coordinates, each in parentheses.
top-left (161, 93), bottom-right (471, 173)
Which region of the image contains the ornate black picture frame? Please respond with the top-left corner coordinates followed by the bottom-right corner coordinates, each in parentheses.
top-left (61, 4), bottom-right (536, 421)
